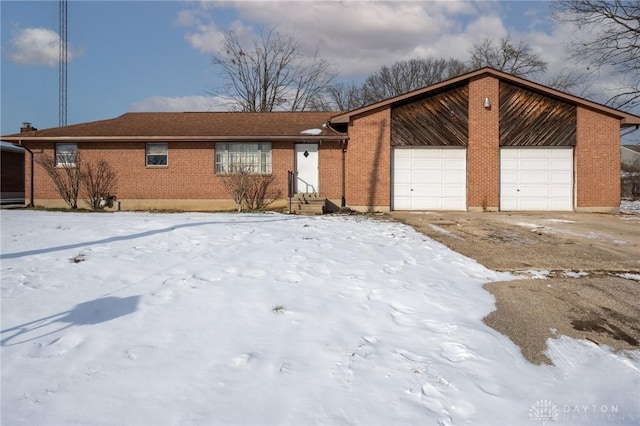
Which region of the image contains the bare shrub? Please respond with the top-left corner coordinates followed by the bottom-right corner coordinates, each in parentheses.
top-left (34, 151), bottom-right (82, 209)
top-left (245, 174), bottom-right (282, 211)
top-left (219, 161), bottom-right (282, 212)
top-left (219, 164), bottom-right (253, 212)
top-left (82, 159), bottom-right (118, 210)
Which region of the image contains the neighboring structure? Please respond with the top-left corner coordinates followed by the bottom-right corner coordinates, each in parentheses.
top-left (3, 68), bottom-right (640, 213)
top-left (621, 145), bottom-right (640, 171)
top-left (0, 141), bottom-right (25, 204)
top-left (621, 145), bottom-right (640, 199)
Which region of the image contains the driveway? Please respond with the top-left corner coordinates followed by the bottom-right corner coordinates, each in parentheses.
top-left (387, 210), bottom-right (640, 364)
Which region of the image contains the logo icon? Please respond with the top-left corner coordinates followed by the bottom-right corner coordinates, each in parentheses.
top-left (530, 400), bottom-right (559, 423)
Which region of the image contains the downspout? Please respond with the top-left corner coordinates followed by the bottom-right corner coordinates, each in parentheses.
top-left (18, 140), bottom-right (34, 207)
top-left (341, 138), bottom-right (346, 208)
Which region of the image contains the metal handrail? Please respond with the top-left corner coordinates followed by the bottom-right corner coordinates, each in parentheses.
top-left (295, 174), bottom-right (317, 196)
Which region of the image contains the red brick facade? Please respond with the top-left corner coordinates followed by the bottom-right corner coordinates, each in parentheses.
top-left (467, 76), bottom-right (500, 211)
top-left (345, 107), bottom-right (391, 211)
top-left (575, 107), bottom-right (621, 211)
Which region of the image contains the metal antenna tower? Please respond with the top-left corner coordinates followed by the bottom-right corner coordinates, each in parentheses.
top-left (59, 0), bottom-right (68, 127)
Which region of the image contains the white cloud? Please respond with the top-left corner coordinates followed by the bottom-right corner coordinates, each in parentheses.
top-left (175, 0), bottom-right (637, 114)
top-left (179, 1), bottom-right (489, 77)
top-left (129, 95), bottom-right (232, 112)
top-left (8, 27), bottom-right (82, 67)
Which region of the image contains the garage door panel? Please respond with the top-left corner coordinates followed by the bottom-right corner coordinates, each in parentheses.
top-left (521, 172), bottom-right (549, 184)
top-left (501, 172), bottom-right (517, 184)
top-left (443, 159), bottom-right (464, 169)
top-left (500, 148), bottom-right (573, 211)
top-left (394, 198), bottom-right (412, 210)
top-left (549, 199), bottom-right (571, 210)
top-left (394, 183), bottom-right (412, 197)
top-left (442, 186), bottom-right (466, 197)
top-left (550, 159), bottom-right (572, 170)
top-left (395, 171), bottom-right (412, 183)
top-left (520, 159), bottom-right (549, 170)
top-left (444, 174), bottom-right (465, 184)
top-left (549, 172), bottom-right (572, 184)
top-left (519, 198), bottom-right (550, 210)
top-left (442, 198), bottom-right (465, 210)
top-left (394, 149), bottom-right (413, 158)
top-left (414, 158), bottom-right (442, 168)
top-left (521, 186), bottom-right (549, 197)
top-left (414, 170), bottom-right (442, 181)
top-left (393, 148), bottom-right (466, 211)
top-left (550, 186), bottom-right (572, 197)
top-left (394, 159), bottom-right (412, 170)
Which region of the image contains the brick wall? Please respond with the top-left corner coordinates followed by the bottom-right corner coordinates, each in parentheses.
top-left (575, 107), bottom-right (620, 211)
top-left (318, 140), bottom-right (343, 200)
top-left (346, 107), bottom-right (391, 211)
top-left (25, 141), bottom-right (297, 209)
top-left (467, 75), bottom-right (500, 211)
top-left (24, 140), bottom-right (346, 210)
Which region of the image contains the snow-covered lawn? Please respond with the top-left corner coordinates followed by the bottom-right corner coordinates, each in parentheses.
top-left (1, 211), bottom-right (638, 425)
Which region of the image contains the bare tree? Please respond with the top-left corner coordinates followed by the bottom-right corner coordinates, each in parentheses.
top-left (361, 57), bottom-right (469, 104)
top-left (544, 68), bottom-right (594, 94)
top-left (211, 28), bottom-right (336, 112)
top-left (311, 81), bottom-right (368, 111)
top-left (82, 159), bottom-right (118, 210)
top-left (469, 35), bottom-right (548, 77)
top-left (35, 151), bottom-right (82, 209)
top-left (553, 0), bottom-right (640, 109)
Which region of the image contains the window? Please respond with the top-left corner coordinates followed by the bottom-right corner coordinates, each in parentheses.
top-left (146, 143), bottom-right (168, 166)
top-left (55, 143), bottom-right (78, 166)
top-left (215, 143), bottom-right (272, 174)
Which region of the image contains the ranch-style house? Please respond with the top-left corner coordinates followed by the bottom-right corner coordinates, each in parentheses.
top-left (4, 67), bottom-right (640, 213)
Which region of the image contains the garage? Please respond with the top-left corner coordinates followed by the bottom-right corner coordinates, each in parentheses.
top-left (393, 148), bottom-right (467, 210)
top-left (500, 148), bottom-right (573, 211)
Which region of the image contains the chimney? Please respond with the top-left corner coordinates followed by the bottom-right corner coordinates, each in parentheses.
top-left (21, 122), bottom-right (37, 133)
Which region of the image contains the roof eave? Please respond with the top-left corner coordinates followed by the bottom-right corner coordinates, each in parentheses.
top-left (4, 135), bottom-right (347, 143)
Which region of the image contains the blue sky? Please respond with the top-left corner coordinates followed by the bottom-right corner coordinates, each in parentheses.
top-left (1, 1), bottom-right (633, 137)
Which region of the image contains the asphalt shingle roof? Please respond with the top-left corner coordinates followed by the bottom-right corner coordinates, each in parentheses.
top-left (3, 111), bottom-right (344, 140)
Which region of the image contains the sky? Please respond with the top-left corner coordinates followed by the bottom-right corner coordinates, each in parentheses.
top-left (0, 1), bottom-right (637, 138)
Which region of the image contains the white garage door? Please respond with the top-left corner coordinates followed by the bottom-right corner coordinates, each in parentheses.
top-left (393, 148), bottom-right (466, 210)
top-left (500, 148), bottom-right (573, 211)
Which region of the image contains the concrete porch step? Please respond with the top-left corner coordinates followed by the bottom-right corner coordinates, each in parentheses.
top-left (293, 193), bottom-right (326, 215)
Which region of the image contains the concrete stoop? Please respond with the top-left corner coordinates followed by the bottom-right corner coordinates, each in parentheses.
top-left (293, 193), bottom-right (325, 215)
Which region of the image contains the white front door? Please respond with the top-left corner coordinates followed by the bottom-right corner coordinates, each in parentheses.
top-left (500, 148), bottom-right (573, 211)
top-left (295, 143), bottom-right (319, 194)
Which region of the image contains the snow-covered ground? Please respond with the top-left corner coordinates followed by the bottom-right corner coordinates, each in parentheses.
top-left (621, 199), bottom-right (640, 215)
top-left (1, 211), bottom-right (639, 426)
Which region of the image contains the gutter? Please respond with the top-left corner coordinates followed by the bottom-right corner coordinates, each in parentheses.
top-left (1, 135), bottom-right (346, 143)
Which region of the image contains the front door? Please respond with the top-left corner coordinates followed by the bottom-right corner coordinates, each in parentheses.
top-left (295, 143), bottom-right (319, 194)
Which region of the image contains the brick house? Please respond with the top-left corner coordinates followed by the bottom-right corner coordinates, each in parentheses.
top-left (4, 68), bottom-right (640, 213)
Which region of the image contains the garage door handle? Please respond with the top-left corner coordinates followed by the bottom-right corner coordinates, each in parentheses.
top-left (410, 188), bottom-right (414, 191)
